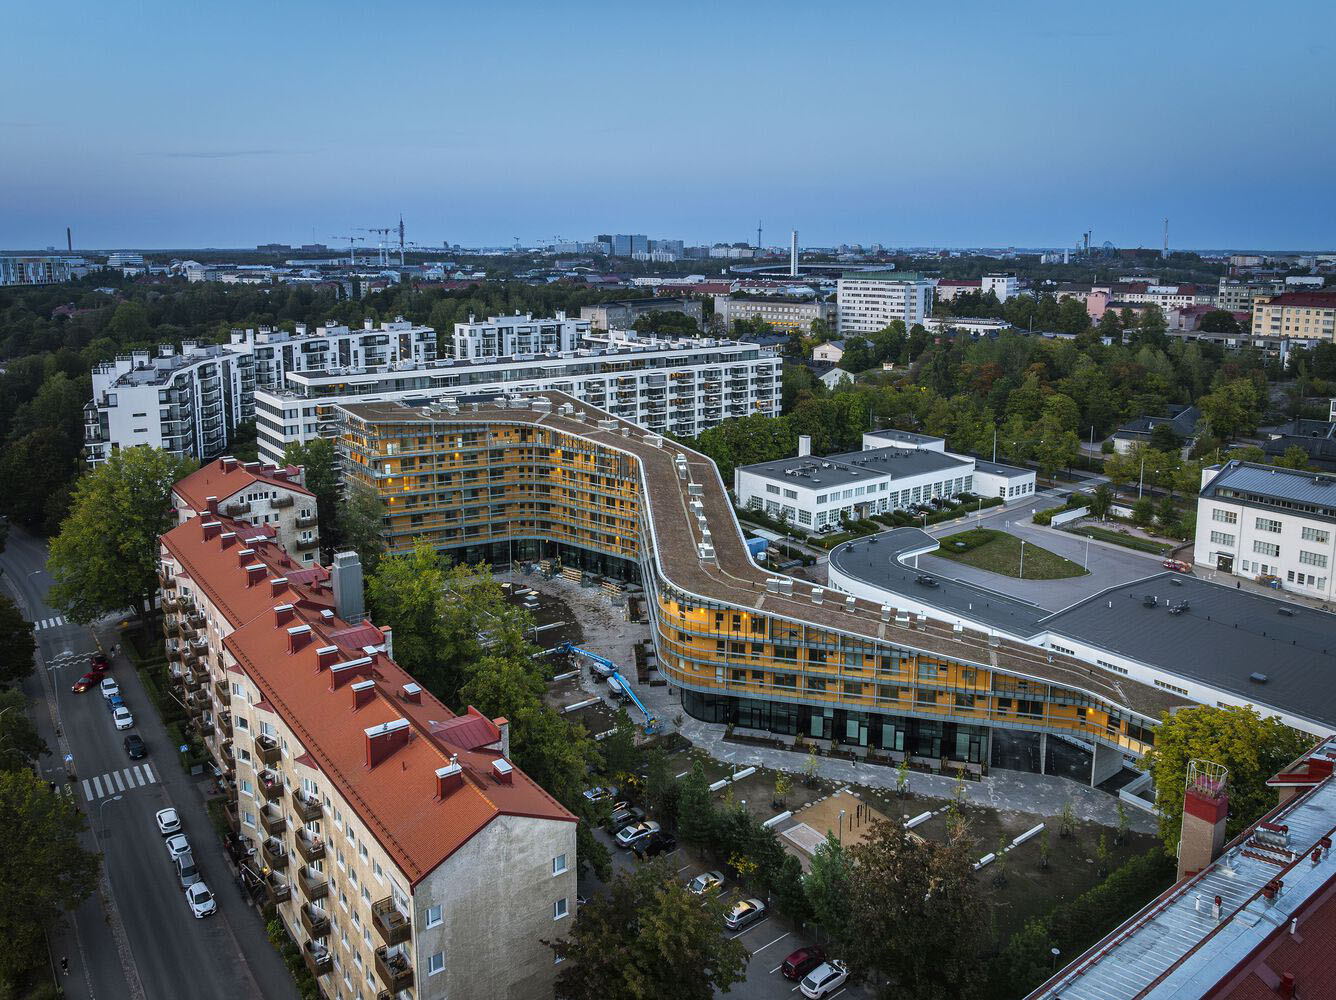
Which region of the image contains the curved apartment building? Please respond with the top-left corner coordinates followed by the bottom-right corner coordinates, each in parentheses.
top-left (337, 393), bottom-right (1184, 775)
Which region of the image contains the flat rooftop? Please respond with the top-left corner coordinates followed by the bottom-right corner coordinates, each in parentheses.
top-left (865, 428), bottom-right (941, 446)
top-left (1202, 460), bottom-right (1336, 520)
top-left (739, 446), bottom-right (968, 490)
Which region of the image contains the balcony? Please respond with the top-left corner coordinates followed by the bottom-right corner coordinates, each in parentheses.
top-left (291, 788), bottom-right (322, 822)
top-left (258, 769), bottom-right (283, 800)
top-left (296, 514), bottom-right (318, 529)
top-left (184, 670), bottom-right (203, 692)
top-left (302, 941), bottom-right (332, 978)
top-left (217, 710), bottom-right (233, 735)
top-left (159, 573), bottom-right (177, 590)
top-left (193, 715), bottom-right (214, 737)
top-left (300, 902), bottom-right (331, 939)
top-left (255, 733), bottom-right (281, 765)
top-left (214, 677), bottom-right (230, 701)
top-left (188, 691), bottom-right (210, 717)
top-left (294, 828), bottom-right (325, 863)
top-left (261, 837), bottom-right (289, 871)
top-left (374, 947), bottom-right (414, 993)
top-left (259, 803), bottom-right (286, 835)
top-left (372, 897), bottom-right (412, 946)
top-left (224, 500), bottom-right (251, 517)
top-left (264, 870), bottom-right (290, 904)
top-left (271, 494), bottom-right (294, 509)
top-left (298, 866), bottom-right (328, 902)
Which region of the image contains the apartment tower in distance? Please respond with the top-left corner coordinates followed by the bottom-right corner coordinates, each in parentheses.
top-left (836, 271), bottom-right (935, 335)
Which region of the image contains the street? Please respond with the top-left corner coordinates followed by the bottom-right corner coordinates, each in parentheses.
top-left (3, 525), bottom-right (297, 1000)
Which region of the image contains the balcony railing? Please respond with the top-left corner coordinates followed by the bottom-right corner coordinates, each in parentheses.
top-left (264, 870), bottom-right (290, 904)
top-left (302, 942), bottom-right (332, 978)
top-left (255, 733), bottom-right (281, 765)
top-left (259, 803), bottom-right (286, 835)
top-left (259, 770), bottom-right (283, 800)
top-left (225, 500), bottom-right (251, 516)
top-left (217, 710), bottom-right (233, 735)
top-left (372, 897), bottom-right (411, 946)
top-left (298, 866), bottom-right (328, 901)
top-left (300, 903), bottom-right (331, 939)
top-left (374, 947), bottom-right (414, 993)
top-left (294, 829), bottom-right (325, 863)
top-left (296, 514), bottom-right (318, 529)
top-left (214, 678), bottom-right (230, 701)
top-left (261, 837), bottom-right (289, 871)
top-left (291, 788), bottom-right (322, 822)
top-left (271, 494), bottom-right (294, 509)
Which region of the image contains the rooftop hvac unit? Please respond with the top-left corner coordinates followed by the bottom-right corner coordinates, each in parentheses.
top-left (845, 595), bottom-right (857, 612)
top-left (895, 610), bottom-right (910, 627)
top-left (688, 484), bottom-right (704, 496)
top-left (881, 604), bottom-right (892, 622)
top-left (766, 579), bottom-right (780, 593)
top-left (697, 543), bottom-right (715, 562)
top-left (810, 588), bottom-right (824, 604)
top-left (953, 621), bottom-right (964, 636)
top-left (779, 579), bottom-right (793, 596)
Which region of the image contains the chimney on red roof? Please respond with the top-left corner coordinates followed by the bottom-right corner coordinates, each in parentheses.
top-left (270, 577), bottom-right (289, 597)
top-left (220, 531), bottom-right (237, 549)
top-left (243, 461), bottom-right (261, 472)
top-left (365, 718), bottom-right (411, 768)
top-left (351, 678), bottom-right (376, 710)
top-left (491, 758), bottom-right (513, 785)
top-left (435, 755), bottom-right (463, 797)
top-left (244, 563), bottom-right (266, 587)
top-left (493, 716), bottom-right (511, 758)
top-left (400, 682), bottom-right (421, 704)
top-left (1279, 973), bottom-right (1295, 999)
top-left (330, 656), bottom-right (374, 690)
top-left (205, 495), bottom-right (219, 515)
top-left (315, 645), bottom-right (339, 671)
top-left (381, 625), bottom-right (394, 660)
top-left (273, 604), bottom-right (295, 626)
top-left (287, 624), bottom-right (312, 654)
top-left (202, 520), bottom-right (221, 541)
top-left (221, 457), bottom-right (237, 472)
top-left (237, 547), bottom-right (255, 567)
top-left (1178, 760), bottom-right (1230, 881)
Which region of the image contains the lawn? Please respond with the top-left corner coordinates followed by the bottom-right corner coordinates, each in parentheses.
top-left (1069, 524), bottom-right (1172, 556)
top-left (935, 528), bottom-right (1088, 580)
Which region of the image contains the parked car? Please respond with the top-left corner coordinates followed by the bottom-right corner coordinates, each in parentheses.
top-left (113, 706), bottom-right (134, 730)
top-left (99, 677), bottom-right (120, 700)
top-left (106, 693), bottom-right (126, 714)
top-left (90, 651), bottom-right (110, 670)
top-left (185, 881), bottom-right (216, 919)
top-left (175, 851), bottom-right (201, 890)
top-left (800, 959), bottom-right (849, 998)
top-left (724, 898), bottom-right (766, 931)
top-left (71, 672), bottom-right (101, 693)
top-left (615, 820), bottom-right (660, 848)
top-left (582, 785), bottom-right (618, 804)
top-left (1163, 559), bottom-right (1191, 573)
top-left (165, 833), bottom-right (191, 862)
top-left (687, 871), bottom-right (725, 896)
top-left (608, 804), bottom-right (645, 830)
top-left (633, 831), bottom-right (677, 859)
top-left (781, 946), bottom-right (827, 980)
top-left (124, 734), bottom-right (147, 759)
top-left (156, 807), bottom-right (181, 835)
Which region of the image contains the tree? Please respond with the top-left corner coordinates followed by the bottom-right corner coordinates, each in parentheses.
top-left (0, 770), bottom-right (101, 986)
top-left (1132, 497), bottom-right (1155, 529)
top-left (676, 760), bottom-right (717, 845)
top-left (549, 859), bottom-right (748, 1000)
top-left (845, 820), bottom-right (990, 1000)
top-left (1198, 310), bottom-right (1240, 334)
top-left (1144, 704), bottom-right (1314, 855)
top-left (1090, 483), bottom-right (1113, 521)
top-left (367, 539), bottom-right (449, 685)
top-left (806, 832), bottom-right (852, 948)
top-left (600, 707), bottom-right (641, 784)
top-left (1273, 445), bottom-right (1310, 470)
top-left (1148, 423), bottom-right (1181, 453)
top-left (48, 447), bottom-right (195, 625)
top-left (283, 437), bottom-right (339, 559)
top-left (0, 595), bottom-right (35, 686)
top-left (335, 481), bottom-right (386, 573)
top-left (1197, 378), bottom-right (1263, 440)
top-left (0, 688), bottom-right (47, 772)
top-left (631, 310), bottom-right (700, 337)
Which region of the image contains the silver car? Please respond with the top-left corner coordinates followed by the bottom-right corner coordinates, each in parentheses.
top-left (175, 851), bottom-right (201, 890)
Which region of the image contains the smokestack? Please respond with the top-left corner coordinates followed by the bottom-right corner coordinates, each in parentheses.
top-left (1178, 760), bottom-right (1230, 881)
top-left (790, 230), bottom-right (798, 277)
top-left (331, 551), bottom-right (364, 623)
top-left (67, 227), bottom-right (72, 253)
top-left (798, 435), bottom-right (812, 458)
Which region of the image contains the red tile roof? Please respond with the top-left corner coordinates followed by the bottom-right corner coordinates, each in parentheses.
top-left (1214, 880), bottom-right (1336, 998)
top-left (173, 457), bottom-right (313, 512)
top-left (1259, 292), bottom-right (1336, 308)
top-left (162, 513), bottom-right (573, 886)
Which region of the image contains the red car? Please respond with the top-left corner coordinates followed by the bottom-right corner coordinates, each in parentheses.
top-left (782, 946), bottom-right (827, 981)
top-left (71, 672), bottom-right (102, 693)
top-left (90, 651), bottom-right (110, 670)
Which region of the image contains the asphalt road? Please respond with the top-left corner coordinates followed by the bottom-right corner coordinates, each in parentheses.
top-left (4, 524), bottom-right (297, 1000)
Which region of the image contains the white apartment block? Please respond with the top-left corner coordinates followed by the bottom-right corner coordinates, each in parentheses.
top-left (982, 273), bottom-right (1019, 302)
top-left (451, 312), bottom-right (586, 360)
top-left (712, 295), bottom-right (836, 333)
top-left (255, 335), bottom-right (781, 466)
top-left (1195, 461), bottom-right (1336, 601)
top-left (836, 272), bottom-right (934, 336)
top-left (230, 317), bottom-right (438, 388)
top-left (171, 456), bottom-right (320, 562)
top-left (85, 343), bottom-right (255, 466)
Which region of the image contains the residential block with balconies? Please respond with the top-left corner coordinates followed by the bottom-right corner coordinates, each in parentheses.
top-left (172, 456), bottom-right (320, 561)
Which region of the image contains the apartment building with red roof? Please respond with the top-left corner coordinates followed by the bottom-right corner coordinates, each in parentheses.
top-left (1252, 291), bottom-right (1336, 341)
top-left (172, 456), bottom-right (320, 562)
top-left (159, 512), bottom-right (576, 1000)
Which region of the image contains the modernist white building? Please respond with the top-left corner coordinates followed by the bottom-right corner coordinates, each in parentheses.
top-left (84, 343), bottom-right (255, 466)
top-left (1194, 460), bottom-right (1336, 601)
top-left (451, 312), bottom-right (586, 360)
top-left (836, 271), bottom-right (935, 336)
top-left (981, 273), bottom-right (1019, 302)
top-left (712, 295), bottom-right (836, 334)
top-left (229, 317), bottom-right (438, 388)
top-left (255, 333), bottom-right (781, 466)
top-left (734, 429), bottom-right (1034, 531)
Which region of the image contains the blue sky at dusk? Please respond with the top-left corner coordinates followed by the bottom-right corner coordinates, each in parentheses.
top-left (2, 0), bottom-right (1333, 251)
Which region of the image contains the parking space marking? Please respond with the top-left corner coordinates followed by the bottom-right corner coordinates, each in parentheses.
top-left (677, 864), bottom-right (691, 873)
top-left (770, 965), bottom-right (783, 974)
top-left (730, 917), bottom-right (768, 940)
top-left (752, 932), bottom-right (790, 955)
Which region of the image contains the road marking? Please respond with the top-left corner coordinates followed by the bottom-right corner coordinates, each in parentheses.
top-left (82, 765), bottom-right (159, 802)
top-left (132, 765), bottom-right (146, 786)
top-left (92, 775), bottom-right (104, 798)
top-left (770, 965), bottom-right (783, 974)
top-left (730, 917), bottom-right (768, 939)
top-left (34, 615), bottom-right (66, 631)
top-left (82, 778), bottom-right (93, 801)
top-left (752, 932), bottom-right (790, 955)
top-left (143, 762), bottom-right (156, 782)
top-left (112, 770), bottom-right (126, 792)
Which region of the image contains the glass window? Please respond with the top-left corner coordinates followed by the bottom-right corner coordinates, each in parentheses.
top-left (552, 854), bottom-right (567, 876)
top-left (425, 905), bottom-right (442, 928)
top-left (554, 898), bottom-right (569, 920)
top-left (427, 952), bottom-right (445, 976)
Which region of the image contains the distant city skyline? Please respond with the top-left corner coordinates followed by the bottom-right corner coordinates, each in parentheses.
top-left (3, 0), bottom-right (1334, 251)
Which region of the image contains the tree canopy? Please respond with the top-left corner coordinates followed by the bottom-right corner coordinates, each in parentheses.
top-left (0, 595), bottom-right (35, 686)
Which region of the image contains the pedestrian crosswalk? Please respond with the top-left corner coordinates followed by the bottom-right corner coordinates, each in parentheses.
top-left (35, 615), bottom-right (67, 631)
top-left (83, 763), bottom-right (158, 802)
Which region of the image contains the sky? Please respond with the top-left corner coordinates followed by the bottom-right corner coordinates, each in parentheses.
top-left (3, 0), bottom-right (1334, 252)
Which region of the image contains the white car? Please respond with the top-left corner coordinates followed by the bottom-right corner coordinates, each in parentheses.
top-left (185, 881), bottom-right (216, 919)
top-left (688, 871), bottom-right (725, 896)
top-left (614, 820), bottom-right (660, 848)
top-left (165, 833), bottom-right (191, 862)
top-left (100, 677), bottom-right (120, 699)
top-left (112, 706), bottom-right (134, 730)
top-left (582, 785), bottom-right (618, 803)
top-left (800, 959), bottom-right (849, 998)
top-left (724, 897), bottom-right (766, 931)
top-left (156, 807), bottom-right (181, 835)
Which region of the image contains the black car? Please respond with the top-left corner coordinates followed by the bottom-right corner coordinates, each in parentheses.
top-left (915, 575), bottom-right (939, 588)
top-left (124, 734), bottom-right (147, 759)
top-left (633, 830), bottom-right (678, 859)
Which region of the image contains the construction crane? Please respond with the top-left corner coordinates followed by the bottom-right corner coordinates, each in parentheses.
top-left (553, 642), bottom-right (660, 735)
top-left (358, 227), bottom-right (396, 266)
top-left (330, 235), bottom-right (365, 265)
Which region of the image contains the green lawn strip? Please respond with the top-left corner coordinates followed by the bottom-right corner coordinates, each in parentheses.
top-left (1070, 524), bottom-right (1171, 556)
top-left (935, 528), bottom-right (1087, 580)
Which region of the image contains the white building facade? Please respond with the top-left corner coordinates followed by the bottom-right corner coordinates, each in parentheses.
top-left (1194, 461), bottom-right (1336, 601)
top-left (712, 295), bottom-right (836, 333)
top-left (451, 312), bottom-right (586, 360)
top-left (836, 272), bottom-right (934, 336)
top-left (982, 273), bottom-right (1019, 302)
top-left (230, 317), bottom-right (438, 389)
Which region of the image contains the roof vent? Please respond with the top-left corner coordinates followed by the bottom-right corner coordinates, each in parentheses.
top-left (492, 758), bottom-right (514, 784)
top-left (435, 755), bottom-right (463, 796)
top-left (351, 678), bottom-right (376, 709)
top-left (1249, 672), bottom-right (1269, 684)
top-left (314, 645), bottom-right (339, 670)
top-left (286, 623), bottom-right (312, 653)
top-left (401, 682), bottom-right (422, 703)
top-left (365, 717), bottom-right (411, 768)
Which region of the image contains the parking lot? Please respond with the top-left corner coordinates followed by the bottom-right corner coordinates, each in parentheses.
top-left (584, 821), bottom-right (874, 999)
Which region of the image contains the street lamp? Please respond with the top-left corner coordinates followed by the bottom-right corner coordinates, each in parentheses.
top-left (1019, 540), bottom-right (1027, 578)
top-left (97, 793), bottom-right (124, 839)
top-left (1051, 947), bottom-right (1061, 972)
